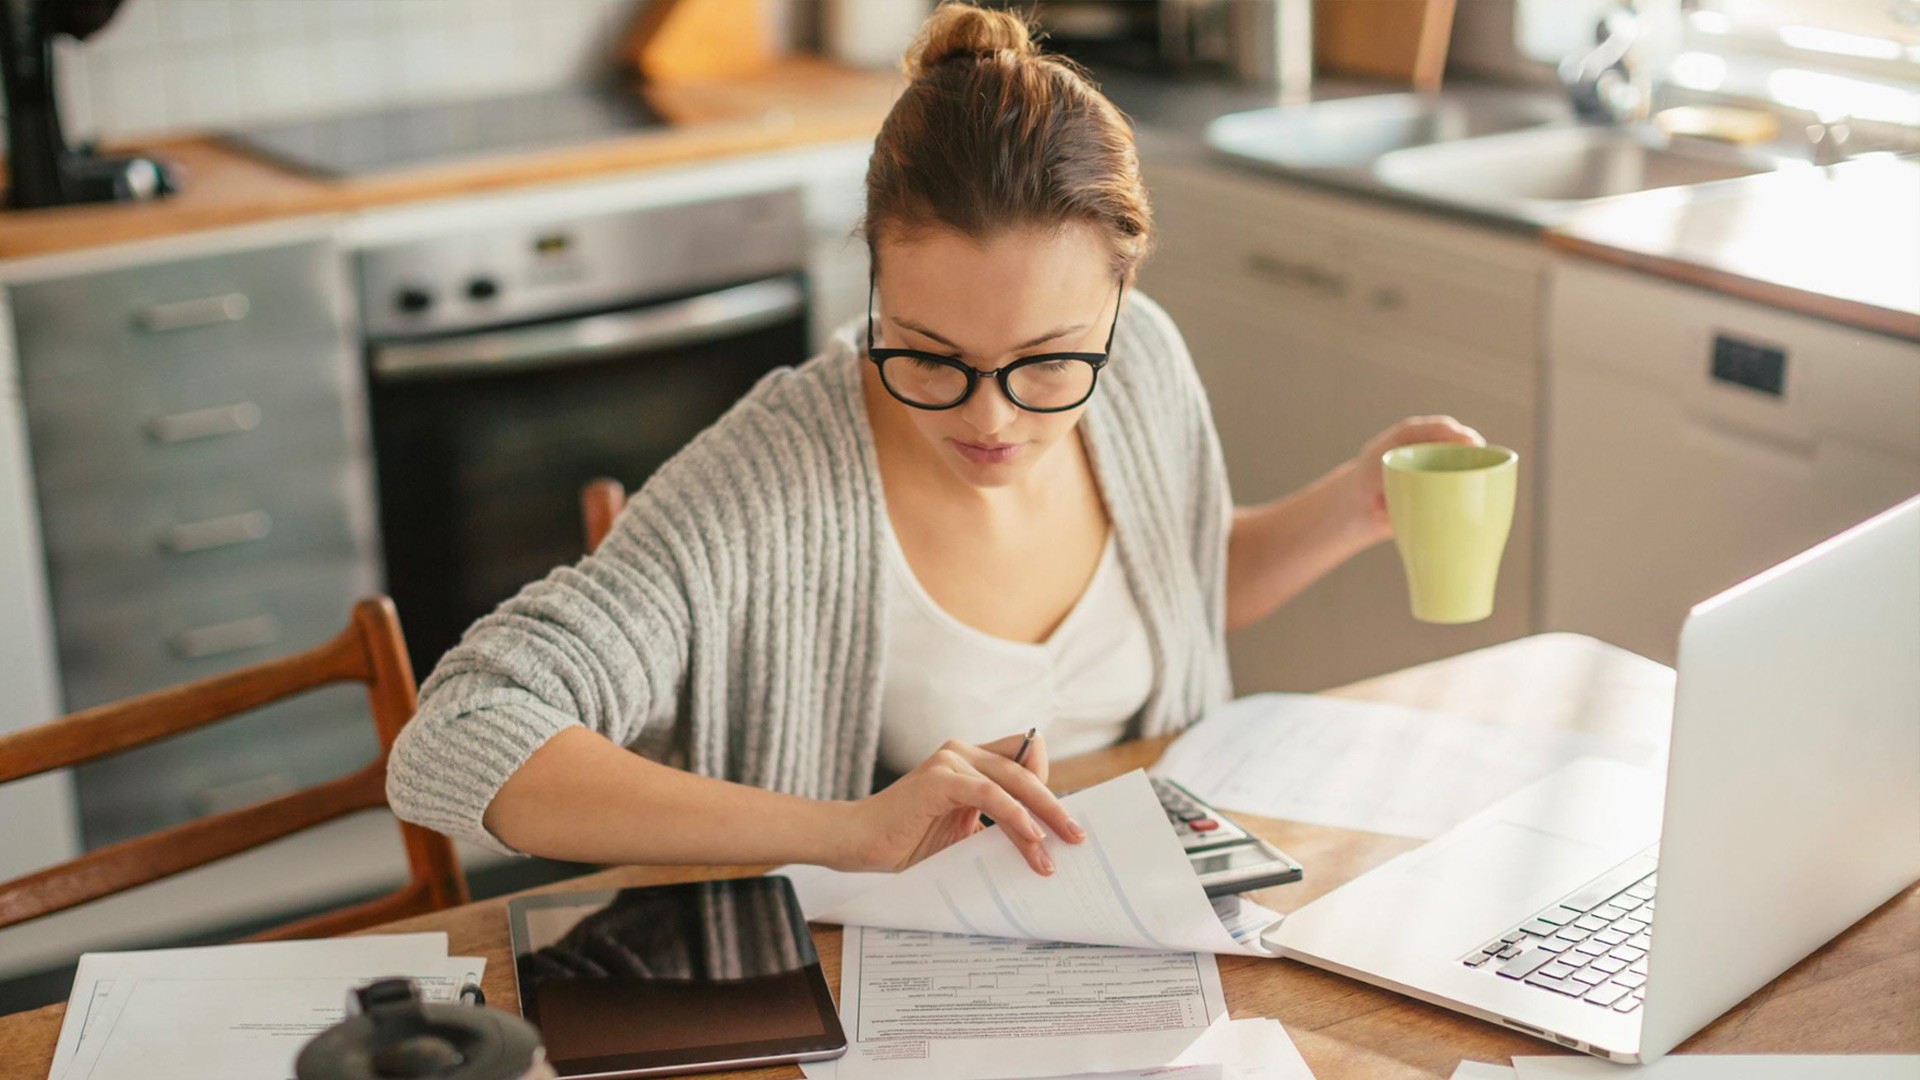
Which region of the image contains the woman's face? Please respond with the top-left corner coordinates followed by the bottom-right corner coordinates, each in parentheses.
top-left (868, 222), bottom-right (1121, 490)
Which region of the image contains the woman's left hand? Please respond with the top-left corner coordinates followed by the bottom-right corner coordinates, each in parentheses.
top-left (1340, 416), bottom-right (1486, 546)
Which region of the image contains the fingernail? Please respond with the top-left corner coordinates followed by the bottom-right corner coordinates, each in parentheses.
top-left (1038, 854), bottom-right (1055, 874)
top-left (1067, 816), bottom-right (1085, 839)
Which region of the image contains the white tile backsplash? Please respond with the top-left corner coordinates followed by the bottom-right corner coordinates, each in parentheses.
top-left (24, 0), bottom-right (656, 146)
top-left (163, 46), bottom-right (243, 127)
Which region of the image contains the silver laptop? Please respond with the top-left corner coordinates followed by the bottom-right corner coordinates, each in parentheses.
top-left (1266, 493), bottom-right (1920, 1063)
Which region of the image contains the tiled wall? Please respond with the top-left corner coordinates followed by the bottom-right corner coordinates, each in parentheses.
top-left (38, 0), bottom-right (693, 144)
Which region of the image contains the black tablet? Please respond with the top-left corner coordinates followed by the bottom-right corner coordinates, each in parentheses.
top-left (508, 876), bottom-right (847, 1078)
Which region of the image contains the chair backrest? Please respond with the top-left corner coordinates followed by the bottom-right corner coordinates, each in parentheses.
top-left (582, 477), bottom-right (628, 553)
top-left (0, 596), bottom-right (468, 940)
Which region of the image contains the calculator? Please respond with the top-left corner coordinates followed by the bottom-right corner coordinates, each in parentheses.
top-left (1153, 776), bottom-right (1305, 898)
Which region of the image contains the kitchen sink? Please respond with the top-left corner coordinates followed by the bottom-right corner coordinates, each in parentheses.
top-left (1205, 90), bottom-right (1797, 229)
top-left (1206, 91), bottom-right (1568, 171)
top-left (1371, 125), bottom-right (1784, 222)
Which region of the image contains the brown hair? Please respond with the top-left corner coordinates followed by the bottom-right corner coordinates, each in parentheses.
top-left (861, 2), bottom-right (1153, 281)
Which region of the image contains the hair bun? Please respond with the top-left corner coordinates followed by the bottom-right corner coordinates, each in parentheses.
top-left (903, 3), bottom-right (1040, 79)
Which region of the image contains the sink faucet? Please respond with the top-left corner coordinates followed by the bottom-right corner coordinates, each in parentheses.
top-left (1559, 2), bottom-right (1645, 124)
top-left (1805, 114), bottom-right (1856, 166)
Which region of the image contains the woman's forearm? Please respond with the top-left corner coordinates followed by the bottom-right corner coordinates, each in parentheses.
top-left (1225, 460), bottom-right (1383, 632)
top-left (482, 726), bottom-right (859, 868)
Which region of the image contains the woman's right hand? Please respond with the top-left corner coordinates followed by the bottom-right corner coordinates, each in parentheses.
top-left (842, 733), bottom-right (1087, 875)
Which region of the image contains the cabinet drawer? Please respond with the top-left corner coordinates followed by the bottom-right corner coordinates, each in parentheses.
top-left (24, 358), bottom-right (363, 491)
top-left (53, 558), bottom-right (378, 711)
top-left (39, 458), bottom-right (376, 609)
top-left (1150, 176), bottom-right (1353, 333)
top-left (1349, 241), bottom-right (1540, 364)
top-left (74, 684), bottom-right (381, 849)
top-left (8, 240), bottom-right (350, 383)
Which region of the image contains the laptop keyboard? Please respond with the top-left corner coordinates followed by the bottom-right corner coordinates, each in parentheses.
top-left (1460, 856), bottom-right (1658, 1013)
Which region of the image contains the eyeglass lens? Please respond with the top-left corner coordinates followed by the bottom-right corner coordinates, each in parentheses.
top-left (882, 355), bottom-right (1097, 410)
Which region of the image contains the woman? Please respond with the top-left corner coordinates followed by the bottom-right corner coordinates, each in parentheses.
top-left (386, 2), bottom-right (1482, 878)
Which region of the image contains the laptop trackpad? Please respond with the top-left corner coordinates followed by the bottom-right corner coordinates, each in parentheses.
top-left (1273, 759), bottom-right (1662, 968)
top-left (1403, 819), bottom-right (1599, 888)
top-left (1276, 820), bottom-right (1615, 974)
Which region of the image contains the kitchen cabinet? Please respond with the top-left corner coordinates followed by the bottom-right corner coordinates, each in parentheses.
top-left (1541, 260), bottom-right (1920, 664)
top-left (1138, 156), bottom-right (1544, 692)
top-left (7, 234), bottom-right (381, 849)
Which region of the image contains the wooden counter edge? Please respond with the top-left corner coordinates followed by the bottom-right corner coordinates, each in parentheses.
top-left (0, 57), bottom-right (905, 263)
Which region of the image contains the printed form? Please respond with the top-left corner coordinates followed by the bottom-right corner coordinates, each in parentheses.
top-left (788, 772), bottom-right (1312, 1080)
top-left (806, 926), bottom-right (1227, 1080)
top-left (47, 934), bottom-right (482, 1080)
top-left (817, 770), bottom-right (1271, 957)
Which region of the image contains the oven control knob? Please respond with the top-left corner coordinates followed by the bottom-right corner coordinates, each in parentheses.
top-left (466, 276), bottom-right (499, 302)
top-left (395, 286), bottom-right (434, 315)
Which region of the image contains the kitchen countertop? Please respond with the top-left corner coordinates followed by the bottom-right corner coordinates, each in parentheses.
top-left (10, 57), bottom-right (1911, 346)
top-left (1116, 71), bottom-right (1918, 341)
top-left (1544, 155), bottom-right (1920, 343)
top-left (0, 56), bottom-right (904, 261)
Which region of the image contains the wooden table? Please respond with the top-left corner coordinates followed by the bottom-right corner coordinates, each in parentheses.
top-left (4, 633), bottom-right (1914, 1079)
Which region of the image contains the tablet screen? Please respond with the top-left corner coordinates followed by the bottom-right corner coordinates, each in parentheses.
top-left (510, 877), bottom-right (846, 1077)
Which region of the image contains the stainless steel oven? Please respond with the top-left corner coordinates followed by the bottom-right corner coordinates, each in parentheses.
top-left (359, 190), bottom-right (811, 674)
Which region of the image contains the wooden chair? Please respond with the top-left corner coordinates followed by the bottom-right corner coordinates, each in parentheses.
top-left (0, 596), bottom-right (469, 940)
top-left (582, 477), bottom-right (628, 552)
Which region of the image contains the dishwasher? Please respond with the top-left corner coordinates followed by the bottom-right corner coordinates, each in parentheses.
top-left (1540, 260), bottom-right (1920, 664)
top-left (359, 189), bottom-right (812, 675)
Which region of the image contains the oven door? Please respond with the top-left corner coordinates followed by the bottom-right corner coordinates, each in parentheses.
top-left (367, 275), bottom-right (809, 674)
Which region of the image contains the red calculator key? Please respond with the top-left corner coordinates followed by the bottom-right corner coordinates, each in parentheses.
top-left (1190, 818), bottom-right (1220, 832)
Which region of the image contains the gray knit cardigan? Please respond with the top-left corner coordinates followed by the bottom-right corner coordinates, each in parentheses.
top-left (386, 290), bottom-right (1235, 853)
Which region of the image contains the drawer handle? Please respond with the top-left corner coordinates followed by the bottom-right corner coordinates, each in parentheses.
top-left (1244, 251), bottom-right (1347, 296)
top-left (134, 293), bottom-right (252, 333)
top-left (162, 510), bottom-right (273, 554)
top-left (171, 614), bottom-right (282, 660)
top-left (147, 402), bottom-right (262, 444)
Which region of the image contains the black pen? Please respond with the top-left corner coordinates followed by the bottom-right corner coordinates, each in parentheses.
top-left (979, 727), bottom-right (1040, 828)
top-left (1011, 726), bottom-right (1037, 768)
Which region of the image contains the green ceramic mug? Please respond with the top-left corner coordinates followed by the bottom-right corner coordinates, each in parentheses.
top-left (1381, 442), bottom-right (1518, 624)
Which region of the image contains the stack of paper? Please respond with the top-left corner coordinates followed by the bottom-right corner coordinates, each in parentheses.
top-left (47, 932), bottom-right (485, 1080)
top-left (791, 771), bottom-right (1278, 957)
top-left (781, 772), bottom-right (1312, 1080)
top-left (1152, 694), bottom-right (1663, 840)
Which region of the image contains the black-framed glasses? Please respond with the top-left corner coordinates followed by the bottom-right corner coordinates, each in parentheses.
top-left (865, 266), bottom-right (1123, 413)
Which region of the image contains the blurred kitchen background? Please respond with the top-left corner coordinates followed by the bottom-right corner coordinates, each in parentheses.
top-left (0, 0), bottom-right (1915, 1013)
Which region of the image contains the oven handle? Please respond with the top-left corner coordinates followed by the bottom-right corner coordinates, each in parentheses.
top-left (369, 276), bottom-right (806, 381)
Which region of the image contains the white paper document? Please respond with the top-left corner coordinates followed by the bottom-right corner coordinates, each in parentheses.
top-left (779, 862), bottom-right (896, 922)
top-left (1152, 694), bottom-right (1661, 840)
top-left (806, 925), bottom-right (1228, 1080)
top-left (48, 933), bottom-right (483, 1080)
top-left (1511, 1055), bottom-right (1920, 1079)
top-left (814, 770), bottom-right (1271, 957)
top-left (1450, 1063), bottom-right (1517, 1080)
top-left (1037, 1018), bottom-right (1315, 1080)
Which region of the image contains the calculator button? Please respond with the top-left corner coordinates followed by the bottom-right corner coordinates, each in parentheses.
top-left (1190, 818), bottom-right (1220, 832)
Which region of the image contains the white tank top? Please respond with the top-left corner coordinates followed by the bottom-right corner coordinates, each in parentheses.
top-left (876, 515), bottom-right (1156, 777)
